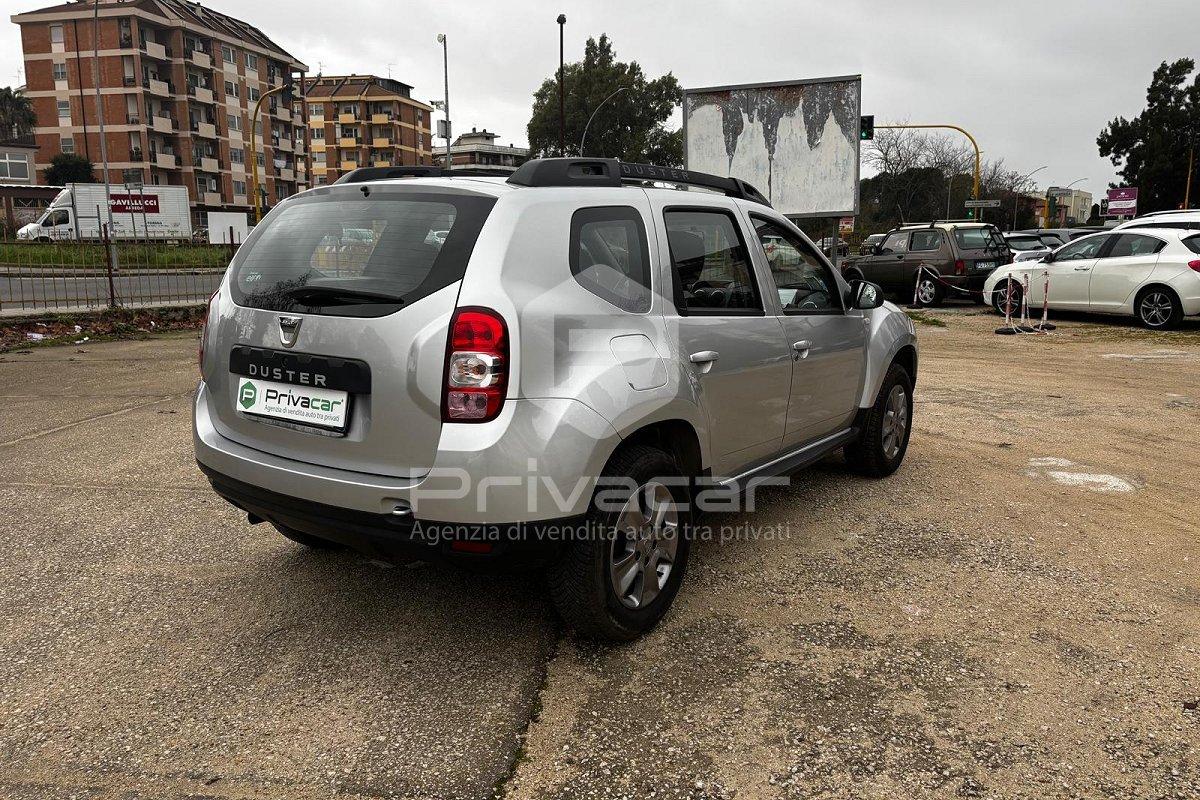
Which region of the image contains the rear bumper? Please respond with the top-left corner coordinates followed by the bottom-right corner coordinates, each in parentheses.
top-left (200, 462), bottom-right (582, 565)
top-left (194, 381), bottom-right (623, 524)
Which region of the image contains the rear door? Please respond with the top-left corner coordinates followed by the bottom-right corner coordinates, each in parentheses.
top-left (1088, 233), bottom-right (1166, 311)
top-left (204, 183), bottom-right (497, 479)
top-left (950, 226), bottom-right (1008, 276)
top-left (906, 229), bottom-right (946, 277)
top-left (747, 213), bottom-right (867, 447)
top-left (654, 202), bottom-right (792, 478)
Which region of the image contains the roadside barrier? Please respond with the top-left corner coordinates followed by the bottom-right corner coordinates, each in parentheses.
top-left (905, 263), bottom-right (1055, 336)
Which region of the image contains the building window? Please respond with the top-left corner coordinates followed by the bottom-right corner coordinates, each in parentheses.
top-left (222, 45), bottom-right (235, 64)
top-left (52, 62), bottom-right (67, 81)
top-left (227, 113), bottom-right (241, 132)
top-left (223, 80), bottom-right (239, 99)
top-left (311, 127), bottom-right (324, 140)
top-left (312, 151), bottom-right (325, 163)
top-left (245, 53), bottom-right (258, 70)
top-left (50, 24), bottom-right (63, 43)
top-left (309, 103), bottom-right (323, 116)
top-left (248, 87), bottom-right (259, 102)
top-left (255, 152), bottom-right (264, 166)
top-left (57, 100), bottom-right (70, 119)
top-left (230, 148), bottom-right (244, 164)
top-left (233, 179), bottom-right (246, 195)
top-left (60, 137), bottom-right (74, 154)
top-left (0, 152), bottom-right (30, 180)
top-left (316, 175), bottom-right (327, 185)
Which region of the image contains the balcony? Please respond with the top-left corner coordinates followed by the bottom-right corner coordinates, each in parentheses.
top-left (371, 137), bottom-right (393, 148)
top-left (372, 160), bottom-right (392, 168)
top-left (200, 156), bottom-right (219, 173)
top-left (275, 137), bottom-right (292, 152)
top-left (188, 49), bottom-right (211, 69)
top-left (193, 120), bottom-right (217, 139)
top-left (337, 112), bottom-right (357, 124)
top-left (279, 167), bottom-right (294, 181)
top-left (339, 160), bottom-right (359, 171)
top-left (370, 113), bottom-right (394, 125)
top-left (143, 40), bottom-right (168, 61)
top-left (232, 194), bottom-right (247, 206)
top-left (188, 85), bottom-right (214, 104)
top-left (275, 106), bottom-right (292, 122)
top-left (151, 114), bottom-right (174, 133)
top-left (146, 78), bottom-right (170, 97)
top-left (339, 138), bottom-right (361, 149)
top-left (203, 191), bottom-right (222, 206)
top-left (154, 152), bottom-right (177, 169)
top-left (126, 114), bottom-right (142, 126)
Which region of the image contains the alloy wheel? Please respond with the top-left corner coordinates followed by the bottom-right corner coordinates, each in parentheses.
top-left (1139, 291), bottom-right (1173, 328)
top-left (881, 384), bottom-right (909, 460)
top-left (609, 481), bottom-right (679, 609)
top-left (917, 278), bottom-right (938, 305)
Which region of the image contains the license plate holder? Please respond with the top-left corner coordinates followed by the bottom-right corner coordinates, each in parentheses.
top-left (228, 346), bottom-right (370, 434)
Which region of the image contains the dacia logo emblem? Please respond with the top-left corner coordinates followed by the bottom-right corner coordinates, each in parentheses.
top-left (279, 315), bottom-right (302, 347)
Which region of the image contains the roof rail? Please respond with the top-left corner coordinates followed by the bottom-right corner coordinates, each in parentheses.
top-left (505, 157), bottom-right (772, 207)
top-left (332, 166), bottom-right (514, 184)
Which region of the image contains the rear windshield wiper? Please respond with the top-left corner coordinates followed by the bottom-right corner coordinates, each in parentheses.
top-left (281, 284), bottom-right (406, 305)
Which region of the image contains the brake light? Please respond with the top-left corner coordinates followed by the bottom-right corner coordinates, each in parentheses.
top-left (443, 307), bottom-right (508, 422)
top-left (1189, 259), bottom-right (1200, 273)
top-left (955, 259), bottom-right (966, 275)
top-left (198, 289), bottom-right (219, 377)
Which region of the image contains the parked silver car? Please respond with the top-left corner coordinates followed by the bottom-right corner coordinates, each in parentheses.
top-left (194, 158), bottom-right (918, 640)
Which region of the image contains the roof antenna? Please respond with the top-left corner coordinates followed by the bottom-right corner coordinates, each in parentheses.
top-left (387, 62), bottom-right (395, 79)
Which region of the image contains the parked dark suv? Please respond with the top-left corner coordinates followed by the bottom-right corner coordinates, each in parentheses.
top-left (844, 222), bottom-right (1011, 306)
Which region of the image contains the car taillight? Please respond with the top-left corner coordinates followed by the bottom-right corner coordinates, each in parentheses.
top-left (199, 289), bottom-right (219, 377)
top-left (443, 307), bottom-right (508, 423)
top-left (955, 259), bottom-right (966, 275)
top-left (1189, 259), bottom-right (1200, 273)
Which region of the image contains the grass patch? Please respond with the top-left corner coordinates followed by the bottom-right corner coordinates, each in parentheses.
top-left (0, 241), bottom-right (231, 270)
top-left (905, 310), bottom-right (948, 328)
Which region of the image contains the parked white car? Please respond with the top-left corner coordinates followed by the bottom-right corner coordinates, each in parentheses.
top-left (982, 228), bottom-right (1200, 329)
top-left (1111, 210), bottom-right (1200, 232)
top-left (1003, 232), bottom-right (1053, 263)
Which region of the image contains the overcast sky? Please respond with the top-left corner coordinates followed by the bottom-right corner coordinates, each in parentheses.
top-left (3, 0), bottom-right (1196, 201)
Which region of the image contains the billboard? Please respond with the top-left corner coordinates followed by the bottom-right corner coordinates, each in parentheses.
top-left (683, 76), bottom-right (861, 218)
top-left (1106, 187), bottom-right (1138, 217)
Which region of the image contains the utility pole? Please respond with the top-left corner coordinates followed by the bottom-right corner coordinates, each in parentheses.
top-left (1185, 142), bottom-right (1195, 209)
top-left (91, 2), bottom-right (116, 271)
top-left (557, 14), bottom-right (566, 156)
top-left (437, 34), bottom-right (450, 169)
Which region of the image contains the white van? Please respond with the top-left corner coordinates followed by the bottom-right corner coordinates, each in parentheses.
top-left (17, 184), bottom-right (192, 241)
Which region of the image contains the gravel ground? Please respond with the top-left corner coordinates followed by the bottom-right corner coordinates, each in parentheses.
top-left (1, 307), bottom-right (1197, 799)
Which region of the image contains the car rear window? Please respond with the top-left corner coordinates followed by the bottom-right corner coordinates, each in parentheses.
top-left (1006, 236), bottom-right (1044, 251)
top-left (1183, 235), bottom-right (1200, 255)
top-left (228, 189), bottom-right (495, 317)
top-left (953, 227), bottom-right (1006, 251)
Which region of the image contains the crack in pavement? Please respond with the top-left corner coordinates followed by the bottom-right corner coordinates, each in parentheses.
top-left (0, 393), bottom-right (188, 448)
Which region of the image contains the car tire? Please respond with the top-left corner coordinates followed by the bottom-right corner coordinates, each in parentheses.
top-left (273, 523), bottom-right (344, 550)
top-left (547, 444), bottom-right (692, 641)
top-left (1134, 286), bottom-right (1183, 331)
top-left (844, 362), bottom-right (913, 478)
top-left (914, 272), bottom-right (944, 307)
top-left (992, 278), bottom-right (1023, 317)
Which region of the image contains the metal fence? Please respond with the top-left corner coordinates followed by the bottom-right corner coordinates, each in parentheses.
top-left (0, 229), bottom-right (236, 316)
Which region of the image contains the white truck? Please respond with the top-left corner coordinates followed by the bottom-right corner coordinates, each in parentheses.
top-left (17, 184), bottom-right (192, 241)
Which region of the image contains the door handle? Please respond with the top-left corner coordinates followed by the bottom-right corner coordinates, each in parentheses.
top-left (689, 350), bottom-right (719, 364)
top-left (1072, 266), bottom-right (1091, 271)
top-left (792, 340), bottom-right (812, 358)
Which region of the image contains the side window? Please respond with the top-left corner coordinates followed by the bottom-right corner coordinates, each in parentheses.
top-left (1182, 235), bottom-right (1200, 255)
top-left (751, 217), bottom-right (841, 313)
top-left (1056, 235), bottom-right (1110, 260)
top-left (664, 209), bottom-right (762, 314)
top-left (909, 230), bottom-right (943, 252)
top-left (879, 231), bottom-right (909, 253)
top-left (1107, 233), bottom-right (1165, 258)
top-left (569, 206), bottom-right (651, 313)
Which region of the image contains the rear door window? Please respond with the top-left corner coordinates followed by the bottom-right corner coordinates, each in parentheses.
top-left (229, 190), bottom-right (495, 317)
top-left (664, 209), bottom-right (762, 314)
top-left (909, 230), bottom-right (943, 252)
top-left (570, 206), bottom-right (651, 312)
top-left (1106, 233), bottom-right (1166, 257)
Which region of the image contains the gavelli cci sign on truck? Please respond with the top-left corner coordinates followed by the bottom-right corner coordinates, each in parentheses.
top-left (17, 184), bottom-right (191, 241)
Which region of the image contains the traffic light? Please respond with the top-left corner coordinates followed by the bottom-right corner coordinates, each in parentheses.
top-left (860, 115), bottom-right (874, 141)
top-left (966, 209), bottom-right (975, 219)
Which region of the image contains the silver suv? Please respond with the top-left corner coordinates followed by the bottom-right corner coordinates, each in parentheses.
top-left (194, 158), bottom-right (918, 640)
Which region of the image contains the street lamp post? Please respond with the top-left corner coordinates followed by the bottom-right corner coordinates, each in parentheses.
top-left (557, 14), bottom-right (566, 156)
top-left (580, 85), bottom-right (627, 155)
top-left (1011, 164), bottom-right (1047, 231)
top-left (437, 34), bottom-right (449, 169)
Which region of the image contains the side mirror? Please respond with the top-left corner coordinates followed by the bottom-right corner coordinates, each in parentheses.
top-left (1043, 251), bottom-right (1055, 263)
top-left (871, 245), bottom-right (883, 255)
top-left (850, 279), bottom-right (885, 310)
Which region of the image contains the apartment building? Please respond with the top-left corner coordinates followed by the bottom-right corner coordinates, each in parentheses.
top-left (12, 0), bottom-right (308, 218)
top-left (449, 127), bottom-right (528, 174)
top-left (303, 75), bottom-right (433, 184)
